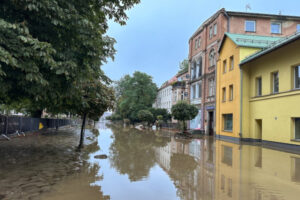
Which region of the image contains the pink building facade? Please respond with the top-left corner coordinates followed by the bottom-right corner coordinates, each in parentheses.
top-left (188, 8), bottom-right (300, 135)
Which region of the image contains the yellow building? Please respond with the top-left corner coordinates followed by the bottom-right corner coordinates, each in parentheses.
top-left (240, 33), bottom-right (300, 147)
top-left (216, 33), bottom-right (281, 141)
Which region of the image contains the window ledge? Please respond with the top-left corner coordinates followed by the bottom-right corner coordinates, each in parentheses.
top-left (291, 139), bottom-right (300, 143)
top-left (223, 130), bottom-right (233, 133)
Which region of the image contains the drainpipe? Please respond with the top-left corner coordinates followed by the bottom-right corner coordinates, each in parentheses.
top-left (223, 10), bottom-right (230, 32)
top-left (239, 68), bottom-right (243, 139)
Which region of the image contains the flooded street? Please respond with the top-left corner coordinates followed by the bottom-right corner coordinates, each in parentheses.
top-left (0, 123), bottom-right (300, 200)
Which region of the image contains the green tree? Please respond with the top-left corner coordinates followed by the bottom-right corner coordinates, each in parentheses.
top-left (0, 0), bottom-right (140, 116)
top-left (178, 59), bottom-right (189, 74)
top-left (66, 80), bottom-right (115, 149)
top-left (115, 71), bottom-right (157, 123)
top-left (148, 108), bottom-right (171, 123)
top-left (137, 110), bottom-right (153, 126)
top-left (171, 101), bottom-right (198, 133)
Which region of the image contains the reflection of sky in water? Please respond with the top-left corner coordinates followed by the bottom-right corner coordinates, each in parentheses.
top-left (89, 128), bottom-right (179, 200)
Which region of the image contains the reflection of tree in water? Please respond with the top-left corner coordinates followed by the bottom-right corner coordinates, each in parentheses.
top-left (109, 125), bottom-right (170, 181)
top-left (169, 152), bottom-right (198, 200)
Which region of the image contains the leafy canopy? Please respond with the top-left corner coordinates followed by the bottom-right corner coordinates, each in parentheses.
top-left (115, 71), bottom-right (157, 123)
top-left (0, 0), bottom-right (140, 117)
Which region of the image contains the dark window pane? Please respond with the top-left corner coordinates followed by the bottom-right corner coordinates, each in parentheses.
top-left (224, 114), bottom-right (233, 131)
top-left (295, 66), bottom-right (300, 89)
top-left (295, 118), bottom-right (300, 139)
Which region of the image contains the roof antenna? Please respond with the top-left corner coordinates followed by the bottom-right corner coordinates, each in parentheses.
top-left (246, 4), bottom-right (251, 12)
top-left (278, 10), bottom-right (282, 15)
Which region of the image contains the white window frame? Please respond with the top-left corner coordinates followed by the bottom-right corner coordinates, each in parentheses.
top-left (245, 20), bottom-right (256, 32)
top-left (271, 22), bottom-right (282, 34)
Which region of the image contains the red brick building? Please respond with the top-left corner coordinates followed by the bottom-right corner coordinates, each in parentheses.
top-left (188, 8), bottom-right (300, 135)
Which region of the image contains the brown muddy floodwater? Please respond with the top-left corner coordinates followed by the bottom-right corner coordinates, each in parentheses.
top-left (0, 122), bottom-right (300, 200)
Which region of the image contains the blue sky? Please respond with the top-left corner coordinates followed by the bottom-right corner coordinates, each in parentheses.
top-left (102, 0), bottom-right (299, 87)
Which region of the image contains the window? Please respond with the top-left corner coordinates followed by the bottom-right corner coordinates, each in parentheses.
top-left (198, 57), bottom-right (202, 77)
top-left (229, 85), bottom-right (233, 101)
top-left (256, 77), bottom-right (262, 96)
top-left (245, 20), bottom-right (256, 32)
top-left (209, 49), bottom-right (215, 67)
top-left (223, 60), bottom-right (227, 73)
top-left (272, 72), bottom-right (279, 93)
top-left (295, 66), bottom-right (300, 89)
top-left (198, 82), bottom-right (202, 98)
top-left (208, 79), bottom-right (215, 96)
top-left (223, 114), bottom-right (233, 131)
top-left (229, 56), bottom-right (234, 71)
top-left (295, 118), bottom-right (300, 140)
top-left (192, 62), bottom-right (196, 80)
top-left (198, 37), bottom-right (201, 48)
top-left (214, 23), bottom-right (217, 35)
top-left (195, 39), bottom-right (198, 49)
top-left (193, 85), bottom-right (196, 99)
top-left (209, 26), bottom-right (213, 39)
top-left (271, 22), bottom-right (281, 34)
top-left (297, 24), bottom-right (300, 32)
top-left (222, 87), bottom-right (226, 102)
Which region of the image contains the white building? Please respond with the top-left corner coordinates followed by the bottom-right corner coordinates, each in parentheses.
top-left (153, 79), bottom-right (175, 113)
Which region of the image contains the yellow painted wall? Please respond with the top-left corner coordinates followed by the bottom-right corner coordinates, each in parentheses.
top-left (216, 37), bottom-right (260, 139)
top-left (242, 39), bottom-right (300, 145)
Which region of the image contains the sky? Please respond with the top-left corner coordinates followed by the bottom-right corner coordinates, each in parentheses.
top-left (102, 0), bottom-right (300, 87)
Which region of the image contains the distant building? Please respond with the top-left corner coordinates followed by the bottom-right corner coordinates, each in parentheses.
top-left (188, 8), bottom-right (300, 135)
top-left (153, 78), bottom-right (176, 113)
top-left (172, 71), bottom-right (190, 105)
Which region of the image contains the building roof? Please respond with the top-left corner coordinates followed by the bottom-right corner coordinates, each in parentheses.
top-left (189, 9), bottom-right (300, 41)
top-left (227, 11), bottom-right (300, 20)
top-left (240, 32), bottom-right (300, 66)
top-left (218, 33), bottom-right (282, 52)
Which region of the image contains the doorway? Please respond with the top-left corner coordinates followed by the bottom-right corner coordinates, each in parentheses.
top-left (255, 119), bottom-right (262, 140)
top-left (208, 111), bottom-right (214, 136)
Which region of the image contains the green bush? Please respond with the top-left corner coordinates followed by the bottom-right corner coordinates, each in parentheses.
top-left (137, 110), bottom-right (154, 126)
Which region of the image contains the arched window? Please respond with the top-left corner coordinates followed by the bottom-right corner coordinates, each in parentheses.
top-left (209, 49), bottom-right (216, 67)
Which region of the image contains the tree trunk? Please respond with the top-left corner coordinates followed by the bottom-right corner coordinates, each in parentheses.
top-left (78, 113), bottom-right (87, 150)
top-left (182, 120), bottom-right (186, 133)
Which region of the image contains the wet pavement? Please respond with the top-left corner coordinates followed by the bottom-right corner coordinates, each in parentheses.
top-left (0, 122), bottom-right (299, 200)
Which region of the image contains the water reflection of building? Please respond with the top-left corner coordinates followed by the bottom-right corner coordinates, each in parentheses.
top-left (215, 140), bottom-right (300, 200)
top-left (155, 137), bottom-right (215, 200)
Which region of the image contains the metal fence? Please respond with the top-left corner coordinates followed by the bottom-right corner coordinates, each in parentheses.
top-left (0, 115), bottom-right (72, 135)
top-left (161, 122), bottom-right (179, 129)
